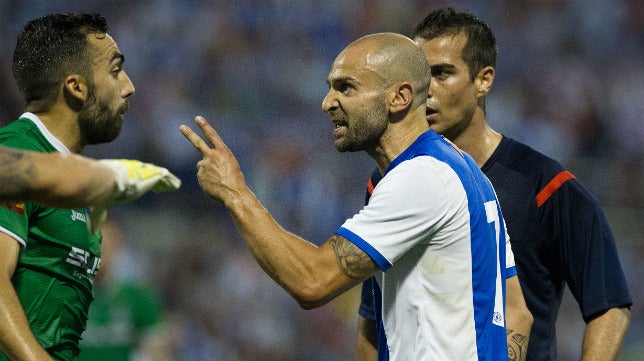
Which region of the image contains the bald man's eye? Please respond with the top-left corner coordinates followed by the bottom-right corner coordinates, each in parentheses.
top-left (329, 79), bottom-right (356, 96)
top-left (338, 83), bottom-right (354, 95)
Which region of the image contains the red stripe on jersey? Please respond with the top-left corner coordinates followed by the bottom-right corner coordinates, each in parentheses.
top-left (535, 171), bottom-right (575, 207)
top-left (0, 201), bottom-right (25, 215)
top-left (367, 177), bottom-right (375, 196)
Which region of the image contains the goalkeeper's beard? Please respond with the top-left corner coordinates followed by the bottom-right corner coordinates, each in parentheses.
top-left (78, 89), bottom-right (126, 146)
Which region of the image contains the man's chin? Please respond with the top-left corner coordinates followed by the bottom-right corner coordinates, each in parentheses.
top-left (85, 124), bottom-right (123, 145)
top-left (334, 142), bottom-right (364, 153)
top-left (334, 144), bottom-right (349, 153)
top-left (334, 142), bottom-right (353, 153)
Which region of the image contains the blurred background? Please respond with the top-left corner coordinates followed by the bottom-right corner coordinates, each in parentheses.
top-left (0, 0), bottom-right (642, 360)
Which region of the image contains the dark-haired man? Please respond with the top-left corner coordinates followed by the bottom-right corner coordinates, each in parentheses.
top-left (0, 13), bottom-right (147, 361)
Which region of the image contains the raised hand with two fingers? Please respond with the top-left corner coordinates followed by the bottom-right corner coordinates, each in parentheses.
top-left (179, 116), bottom-right (247, 205)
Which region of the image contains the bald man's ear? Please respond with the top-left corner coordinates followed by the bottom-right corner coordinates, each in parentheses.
top-left (389, 82), bottom-right (413, 114)
top-left (475, 66), bottom-right (495, 97)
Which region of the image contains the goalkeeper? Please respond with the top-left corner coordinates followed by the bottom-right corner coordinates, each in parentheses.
top-left (0, 13), bottom-right (178, 361)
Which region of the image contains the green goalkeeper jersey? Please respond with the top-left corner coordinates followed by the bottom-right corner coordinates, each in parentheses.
top-left (0, 114), bottom-right (102, 361)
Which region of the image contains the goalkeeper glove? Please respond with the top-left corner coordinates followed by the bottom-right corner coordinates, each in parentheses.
top-left (88, 159), bottom-right (181, 234)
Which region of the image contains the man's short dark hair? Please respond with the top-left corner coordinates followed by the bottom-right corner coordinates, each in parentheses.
top-left (413, 7), bottom-right (497, 81)
top-left (12, 13), bottom-right (108, 109)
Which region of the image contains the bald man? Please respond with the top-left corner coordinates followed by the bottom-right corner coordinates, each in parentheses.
top-left (181, 33), bottom-right (510, 360)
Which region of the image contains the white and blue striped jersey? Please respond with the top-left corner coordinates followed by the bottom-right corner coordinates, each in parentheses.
top-left (336, 130), bottom-right (509, 361)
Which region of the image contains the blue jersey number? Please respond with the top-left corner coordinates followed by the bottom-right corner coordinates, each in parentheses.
top-left (485, 200), bottom-right (505, 327)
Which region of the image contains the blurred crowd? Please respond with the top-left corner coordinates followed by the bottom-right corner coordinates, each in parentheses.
top-left (0, 0), bottom-right (642, 360)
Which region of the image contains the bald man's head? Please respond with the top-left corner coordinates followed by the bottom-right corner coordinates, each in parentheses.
top-left (322, 32), bottom-right (432, 154)
top-left (337, 32), bottom-right (431, 104)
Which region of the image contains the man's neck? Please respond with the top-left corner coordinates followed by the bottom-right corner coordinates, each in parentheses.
top-left (452, 117), bottom-right (502, 168)
top-left (30, 110), bottom-right (83, 154)
top-left (370, 117), bottom-right (429, 173)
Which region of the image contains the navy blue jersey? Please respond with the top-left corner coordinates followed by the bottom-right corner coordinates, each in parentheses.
top-left (359, 136), bottom-right (632, 361)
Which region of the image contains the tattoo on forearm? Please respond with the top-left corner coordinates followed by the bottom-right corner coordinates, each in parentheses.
top-left (0, 150), bottom-right (35, 198)
top-left (507, 328), bottom-right (528, 361)
top-left (329, 235), bottom-right (374, 280)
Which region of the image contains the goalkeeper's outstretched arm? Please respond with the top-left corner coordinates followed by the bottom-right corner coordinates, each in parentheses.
top-left (0, 146), bottom-right (115, 207)
top-left (0, 146), bottom-right (180, 209)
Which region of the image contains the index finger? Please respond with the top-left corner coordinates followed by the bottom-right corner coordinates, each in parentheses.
top-left (179, 121), bottom-right (210, 155)
top-left (193, 116), bottom-right (228, 151)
